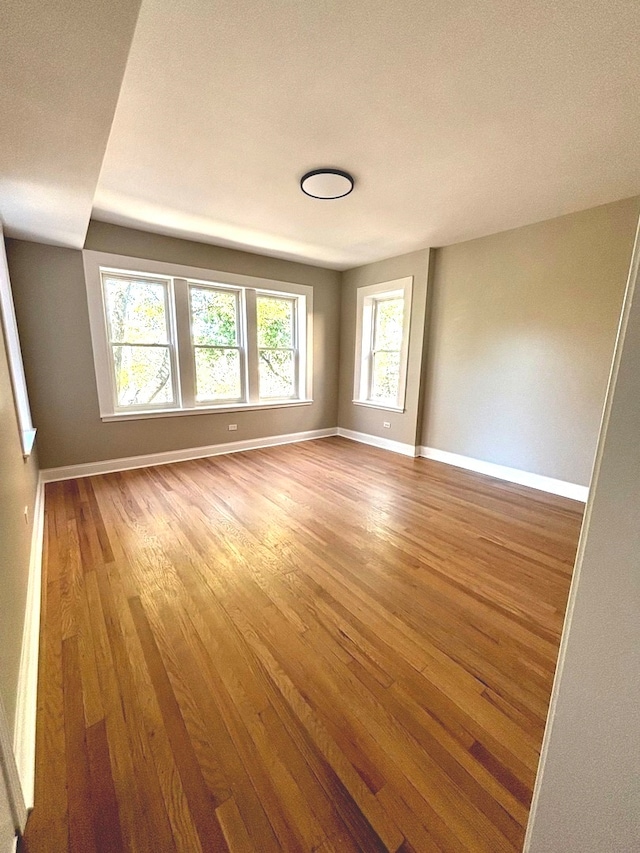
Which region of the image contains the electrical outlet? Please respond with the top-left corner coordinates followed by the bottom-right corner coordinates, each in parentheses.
top-left (24, 506), bottom-right (29, 525)
top-left (228, 424), bottom-right (238, 431)
top-left (383, 421), bottom-right (391, 429)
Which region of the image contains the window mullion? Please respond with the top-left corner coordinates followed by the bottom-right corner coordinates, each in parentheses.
top-left (245, 289), bottom-right (259, 403)
top-left (173, 278), bottom-right (196, 408)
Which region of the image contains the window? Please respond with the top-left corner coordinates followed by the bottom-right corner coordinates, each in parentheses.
top-left (83, 252), bottom-right (312, 420)
top-left (353, 277), bottom-right (412, 411)
top-left (369, 295), bottom-right (404, 403)
top-left (0, 224), bottom-right (36, 456)
top-left (103, 273), bottom-right (177, 409)
top-left (190, 286), bottom-right (243, 403)
top-left (257, 295), bottom-right (297, 399)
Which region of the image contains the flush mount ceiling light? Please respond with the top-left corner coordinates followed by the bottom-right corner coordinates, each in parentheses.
top-left (300, 168), bottom-right (354, 199)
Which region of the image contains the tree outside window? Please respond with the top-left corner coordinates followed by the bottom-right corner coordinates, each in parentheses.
top-left (257, 296), bottom-right (296, 398)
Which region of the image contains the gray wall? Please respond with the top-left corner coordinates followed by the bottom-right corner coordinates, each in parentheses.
top-left (7, 223), bottom-right (341, 469)
top-left (421, 197), bottom-right (640, 485)
top-left (526, 220), bottom-right (640, 852)
top-left (7, 200), bottom-right (637, 478)
top-left (0, 271), bottom-right (39, 733)
top-left (338, 249), bottom-right (430, 448)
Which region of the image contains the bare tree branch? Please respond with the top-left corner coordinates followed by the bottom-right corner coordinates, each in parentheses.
top-left (259, 350), bottom-right (289, 384)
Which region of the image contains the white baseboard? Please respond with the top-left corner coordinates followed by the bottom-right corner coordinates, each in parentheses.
top-left (40, 428), bottom-right (338, 483)
top-left (0, 693), bottom-right (26, 836)
top-left (337, 427), bottom-right (418, 458)
top-left (12, 475), bottom-right (45, 816)
top-left (418, 446), bottom-right (589, 502)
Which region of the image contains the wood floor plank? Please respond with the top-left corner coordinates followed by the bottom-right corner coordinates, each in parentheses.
top-left (216, 797), bottom-right (253, 853)
top-left (85, 719), bottom-right (125, 853)
top-left (129, 596), bottom-right (230, 853)
top-left (84, 570), bottom-right (157, 853)
top-left (26, 576), bottom-right (68, 851)
top-left (62, 635), bottom-right (98, 853)
top-left (100, 556), bottom-right (203, 853)
top-left (95, 568), bottom-right (180, 853)
top-left (159, 608), bottom-right (282, 853)
top-left (24, 438), bottom-right (582, 852)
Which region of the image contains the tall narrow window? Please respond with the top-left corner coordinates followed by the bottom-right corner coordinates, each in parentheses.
top-left (102, 273), bottom-right (176, 410)
top-left (370, 295), bottom-right (404, 403)
top-left (257, 295), bottom-right (297, 399)
top-left (190, 286), bottom-right (243, 402)
top-left (353, 277), bottom-right (413, 412)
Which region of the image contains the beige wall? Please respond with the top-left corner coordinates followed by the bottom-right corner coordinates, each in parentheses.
top-left (422, 197), bottom-right (640, 485)
top-left (338, 249), bottom-right (430, 448)
top-left (0, 269), bottom-right (39, 734)
top-left (526, 219), bottom-right (640, 852)
top-left (7, 199), bottom-right (638, 483)
top-left (6, 223), bottom-right (341, 469)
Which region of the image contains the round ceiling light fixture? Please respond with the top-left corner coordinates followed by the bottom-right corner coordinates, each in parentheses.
top-left (300, 168), bottom-right (354, 199)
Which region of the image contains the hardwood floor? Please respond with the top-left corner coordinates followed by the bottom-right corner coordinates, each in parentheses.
top-left (23, 437), bottom-right (583, 852)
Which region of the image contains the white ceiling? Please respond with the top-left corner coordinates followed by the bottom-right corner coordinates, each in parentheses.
top-left (0, 0), bottom-right (141, 248)
top-left (2, 1), bottom-right (640, 268)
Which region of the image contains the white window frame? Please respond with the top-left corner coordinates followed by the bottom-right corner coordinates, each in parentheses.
top-left (353, 276), bottom-right (412, 412)
top-left (256, 293), bottom-right (299, 402)
top-left (0, 223), bottom-right (36, 456)
top-left (83, 251), bottom-right (313, 421)
top-left (188, 282), bottom-right (246, 406)
top-left (101, 270), bottom-right (180, 414)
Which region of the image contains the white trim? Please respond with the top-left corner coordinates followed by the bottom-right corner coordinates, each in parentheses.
top-left (13, 475), bottom-right (45, 814)
top-left (0, 222), bottom-right (36, 458)
top-left (20, 429), bottom-right (37, 459)
top-left (83, 250), bottom-right (317, 296)
top-left (41, 428), bottom-right (338, 483)
top-left (351, 400), bottom-right (405, 413)
top-left (0, 694), bottom-right (25, 836)
top-left (100, 399), bottom-right (314, 422)
top-left (337, 427), bottom-right (418, 458)
top-left (353, 277), bottom-right (413, 411)
top-left (82, 250), bottom-right (314, 420)
top-left (101, 271), bottom-right (180, 415)
top-left (418, 446), bottom-right (588, 502)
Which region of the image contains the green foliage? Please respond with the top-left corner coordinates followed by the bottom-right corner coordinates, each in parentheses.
top-left (104, 279), bottom-right (299, 406)
top-left (370, 296), bottom-right (403, 402)
top-left (374, 297), bottom-right (403, 350)
top-left (257, 296), bottom-right (293, 348)
top-left (371, 351), bottom-right (400, 402)
top-left (257, 296), bottom-right (295, 397)
top-left (259, 350), bottom-right (295, 398)
top-left (190, 288), bottom-right (241, 400)
top-left (113, 345), bottom-right (173, 407)
top-left (191, 288), bottom-right (238, 346)
top-left (105, 278), bottom-right (167, 343)
top-left (195, 348), bottom-right (241, 401)
top-left (104, 277), bottom-right (173, 406)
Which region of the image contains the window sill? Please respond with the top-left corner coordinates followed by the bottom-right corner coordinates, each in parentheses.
top-left (352, 400), bottom-right (405, 414)
top-left (101, 399), bottom-right (314, 422)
